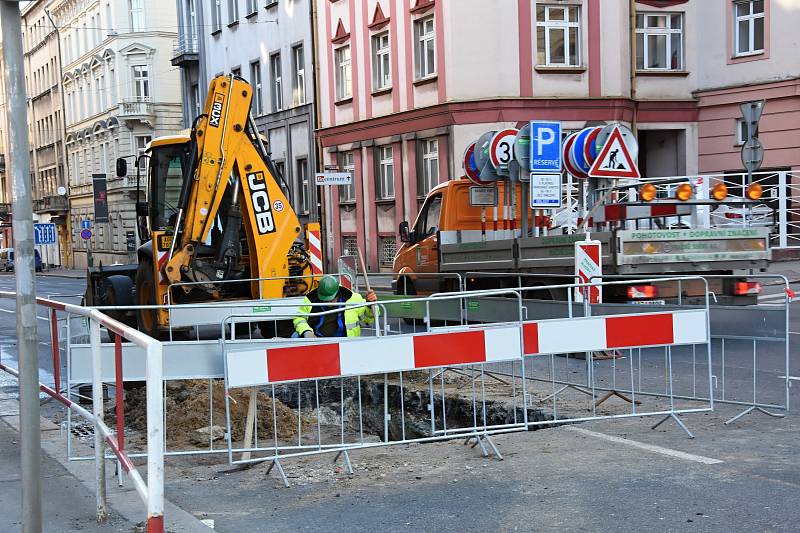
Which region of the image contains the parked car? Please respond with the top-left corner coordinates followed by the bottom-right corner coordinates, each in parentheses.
top-left (0, 248), bottom-right (43, 272)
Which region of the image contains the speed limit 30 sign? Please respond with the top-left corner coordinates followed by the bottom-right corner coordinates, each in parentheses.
top-left (490, 128), bottom-right (519, 169)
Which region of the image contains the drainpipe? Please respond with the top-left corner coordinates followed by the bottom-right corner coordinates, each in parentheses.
top-left (310, 0), bottom-right (329, 266)
top-left (629, 0), bottom-right (638, 135)
top-left (45, 7), bottom-right (74, 268)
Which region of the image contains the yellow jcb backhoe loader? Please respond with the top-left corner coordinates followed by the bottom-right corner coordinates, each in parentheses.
top-left (85, 74), bottom-right (319, 338)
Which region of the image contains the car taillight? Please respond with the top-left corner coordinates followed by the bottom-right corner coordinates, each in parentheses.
top-left (734, 281), bottom-right (762, 295)
top-left (627, 285), bottom-right (658, 299)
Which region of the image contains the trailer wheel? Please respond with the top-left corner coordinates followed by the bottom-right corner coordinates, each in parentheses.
top-left (135, 259), bottom-right (161, 338)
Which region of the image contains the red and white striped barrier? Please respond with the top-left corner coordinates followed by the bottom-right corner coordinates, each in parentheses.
top-left (225, 310), bottom-right (708, 388)
top-left (590, 203), bottom-right (692, 225)
top-left (307, 226), bottom-right (323, 276)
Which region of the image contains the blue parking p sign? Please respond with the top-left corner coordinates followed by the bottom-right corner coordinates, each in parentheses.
top-left (530, 121), bottom-right (562, 173)
top-left (34, 223), bottom-right (57, 245)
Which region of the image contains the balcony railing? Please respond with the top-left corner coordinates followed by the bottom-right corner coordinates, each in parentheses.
top-left (173, 35), bottom-right (198, 56)
top-left (171, 36), bottom-right (199, 65)
top-left (120, 97), bottom-right (154, 118)
top-left (33, 195), bottom-right (68, 213)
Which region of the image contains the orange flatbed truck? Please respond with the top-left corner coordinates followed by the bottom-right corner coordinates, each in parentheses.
top-left (392, 179), bottom-right (772, 305)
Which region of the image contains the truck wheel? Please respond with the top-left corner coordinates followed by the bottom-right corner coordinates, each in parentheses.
top-left (135, 259), bottom-right (161, 339)
top-left (100, 275), bottom-right (135, 342)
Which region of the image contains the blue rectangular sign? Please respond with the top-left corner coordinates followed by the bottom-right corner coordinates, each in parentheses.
top-left (34, 223), bottom-right (57, 245)
top-left (530, 121), bottom-right (562, 173)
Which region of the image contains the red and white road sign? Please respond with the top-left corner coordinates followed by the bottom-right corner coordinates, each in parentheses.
top-left (562, 132), bottom-right (586, 178)
top-left (575, 239), bottom-right (602, 304)
top-left (489, 128), bottom-right (519, 169)
top-left (588, 125), bottom-right (640, 179)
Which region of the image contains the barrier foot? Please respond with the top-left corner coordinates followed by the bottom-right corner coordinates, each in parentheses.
top-left (724, 405), bottom-right (785, 426)
top-left (333, 450), bottom-right (354, 475)
top-left (594, 390), bottom-right (642, 407)
top-left (465, 434), bottom-right (488, 457)
top-left (651, 413), bottom-right (694, 439)
top-left (482, 434), bottom-right (504, 461)
top-left (265, 458), bottom-right (290, 488)
top-left (539, 384), bottom-right (595, 403)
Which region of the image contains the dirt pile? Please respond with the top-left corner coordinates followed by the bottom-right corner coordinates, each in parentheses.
top-left (110, 380), bottom-right (310, 447)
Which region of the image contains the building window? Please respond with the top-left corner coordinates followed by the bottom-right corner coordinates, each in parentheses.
top-left (269, 53), bottom-right (283, 111)
top-left (231, 66), bottom-right (241, 78)
top-left (334, 45), bottom-right (352, 101)
top-left (296, 157), bottom-right (309, 214)
top-left (419, 138), bottom-right (438, 195)
top-left (735, 118), bottom-right (758, 146)
top-left (130, 0), bottom-right (145, 31)
top-left (636, 13), bottom-right (683, 70)
top-left (228, 0), bottom-right (239, 24)
top-left (212, 0), bottom-right (222, 32)
top-left (376, 145), bottom-right (394, 200)
top-left (379, 236), bottom-right (396, 267)
top-left (342, 236), bottom-right (358, 257)
top-left (135, 135), bottom-right (151, 156)
top-left (246, 0), bottom-right (258, 16)
top-left (535, 5), bottom-right (581, 67)
top-left (132, 65), bottom-right (149, 98)
top-left (250, 60), bottom-right (263, 115)
top-left (734, 0), bottom-right (765, 56)
top-left (413, 16), bottom-right (435, 79)
top-left (292, 44), bottom-right (306, 105)
top-left (338, 151), bottom-right (356, 203)
top-left (372, 31), bottom-right (391, 91)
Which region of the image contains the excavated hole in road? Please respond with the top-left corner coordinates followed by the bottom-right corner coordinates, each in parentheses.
top-left (271, 374), bottom-right (553, 442)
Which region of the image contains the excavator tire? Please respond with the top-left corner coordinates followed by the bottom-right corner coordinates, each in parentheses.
top-left (135, 258), bottom-right (162, 339)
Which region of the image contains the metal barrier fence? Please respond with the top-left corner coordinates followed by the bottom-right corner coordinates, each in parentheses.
top-left (0, 291), bottom-right (165, 532)
top-left (456, 272), bottom-right (791, 426)
top-left (207, 280), bottom-right (711, 485)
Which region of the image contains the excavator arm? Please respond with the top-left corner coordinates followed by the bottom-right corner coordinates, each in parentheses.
top-left (163, 74), bottom-right (302, 299)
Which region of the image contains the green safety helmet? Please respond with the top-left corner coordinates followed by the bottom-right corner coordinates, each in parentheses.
top-left (317, 275), bottom-right (340, 302)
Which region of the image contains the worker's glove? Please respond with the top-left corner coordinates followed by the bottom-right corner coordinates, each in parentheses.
top-left (366, 290), bottom-right (378, 303)
top-left (302, 331), bottom-right (316, 339)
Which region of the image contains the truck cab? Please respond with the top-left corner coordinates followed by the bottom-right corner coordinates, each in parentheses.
top-left (394, 179), bottom-right (527, 295)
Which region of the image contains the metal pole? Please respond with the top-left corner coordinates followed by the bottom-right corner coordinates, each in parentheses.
top-left (1, 6), bottom-right (42, 531)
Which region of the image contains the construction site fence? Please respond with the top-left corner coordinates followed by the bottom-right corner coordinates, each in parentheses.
top-left (50, 279), bottom-right (711, 483)
top-left (0, 291), bottom-right (165, 533)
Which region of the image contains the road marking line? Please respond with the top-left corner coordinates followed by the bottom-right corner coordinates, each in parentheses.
top-left (566, 426), bottom-right (724, 465)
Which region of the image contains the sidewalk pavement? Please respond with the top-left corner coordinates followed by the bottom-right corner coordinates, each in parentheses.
top-left (37, 268), bottom-right (85, 279)
top-left (0, 406), bottom-right (134, 531)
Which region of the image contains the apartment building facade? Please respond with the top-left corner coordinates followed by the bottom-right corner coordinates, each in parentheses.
top-left (20, 0), bottom-right (70, 267)
top-left (314, 0), bottom-right (800, 272)
top-left (50, 0), bottom-right (183, 268)
top-left (173, 0), bottom-right (319, 226)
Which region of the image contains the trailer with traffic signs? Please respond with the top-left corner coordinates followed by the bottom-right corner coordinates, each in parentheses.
top-left (392, 123), bottom-right (772, 306)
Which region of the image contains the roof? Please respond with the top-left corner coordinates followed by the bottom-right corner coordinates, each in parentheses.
top-left (147, 134), bottom-right (191, 151)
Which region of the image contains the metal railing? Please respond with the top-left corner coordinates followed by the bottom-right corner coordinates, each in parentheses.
top-left (0, 291), bottom-right (165, 532)
top-left (172, 36), bottom-right (199, 57)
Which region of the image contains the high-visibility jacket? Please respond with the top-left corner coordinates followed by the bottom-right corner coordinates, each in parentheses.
top-left (293, 286), bottom-right (375, 338)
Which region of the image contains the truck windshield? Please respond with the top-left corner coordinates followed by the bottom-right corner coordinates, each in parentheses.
top-left (149, 144), bottom-right (187, 231)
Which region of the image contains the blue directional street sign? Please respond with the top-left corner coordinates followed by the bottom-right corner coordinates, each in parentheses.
top-left (530, 121), bottom-right (562, 173)
top-left (81, 220), bottom-right (91, 230)
top-left (34, 223), bottom-right (57, 245)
